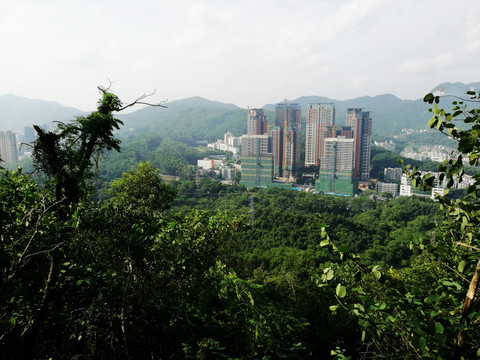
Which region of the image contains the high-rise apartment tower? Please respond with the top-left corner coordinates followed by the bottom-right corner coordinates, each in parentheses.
top-left (316, 137), bottom-right (355, 195)
top-left (0, 131), bottom-right (19, 164)
top-left (247, 109), bottom-right (268, 135)
top-left (272, 102), bottom-right (301, 179)
top-left (345, 108), bottom-right (372, 180)
top-left (305, 103), bottom-right (335, 166)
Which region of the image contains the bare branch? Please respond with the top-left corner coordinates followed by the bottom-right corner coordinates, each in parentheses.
top-left (455, 242), bottom-right (480, 252)
top-left (97, 80), bottom-right (168, 111)
top-left (24, 242), bottom-right (65, 260)
top-left (4, 196), bottom-right (67, 286)
top-left (436, 94), bottom-right (480, 103)
top-left (99, 79), bottom-right (115, 93)
top-left (118, 90), bottom-right (168, 112)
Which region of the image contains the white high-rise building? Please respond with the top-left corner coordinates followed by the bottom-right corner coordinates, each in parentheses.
top-left (316, 137), bottom-right (355, 195)
top-left (320, 137), bottom-right (354, 172)
top-left (0, 131), bottom-right (19, 163)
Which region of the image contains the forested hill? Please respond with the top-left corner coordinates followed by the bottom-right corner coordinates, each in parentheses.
top-left (2, 87), bottom-right (480, 359)
top-left (116, 81), bottom-right (480, 139)
top-left (2, 82), bottom-right (479, 140)
top-left (117, 94), bottom-right (428, 141)
top-left (117, 96), bottom-right (247, 145)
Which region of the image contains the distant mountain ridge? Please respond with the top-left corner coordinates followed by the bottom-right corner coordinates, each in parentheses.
top-left (0, 94), bottom-right (85, 130)
top-left (117, 97), bottom-right (246, 145)
top-left (1, 82), bottom-right (478, 138)
top-left (262, 93), bottom-right (429, 134)
top-left (163, 96), bottom-right (239, 110)
top-left (431, 81), bottom-right (480, 96)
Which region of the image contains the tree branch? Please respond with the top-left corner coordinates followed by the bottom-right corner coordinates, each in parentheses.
top-left (455, 242), bottom-right (480, 252)
top-left (454, 258), bottom-right (480, 358)
top-left (120, 260), bottom-right (133, 358)
top-left (435, 94), bottom-right (480, 103)
top-left (118, 90), bottom-right (168, 112)
top-left (23, 242), bottom-right (65, 260)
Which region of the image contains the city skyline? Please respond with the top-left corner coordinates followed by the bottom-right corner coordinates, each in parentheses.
top-left (239, 99), bottom-right (373, 194)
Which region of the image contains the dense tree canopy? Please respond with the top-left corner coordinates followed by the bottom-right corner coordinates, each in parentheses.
top-left (2, 87), bottom-right (480, 359)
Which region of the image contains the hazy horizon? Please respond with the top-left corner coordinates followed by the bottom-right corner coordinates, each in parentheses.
top-left (0, 1), bottom-right (479, 111)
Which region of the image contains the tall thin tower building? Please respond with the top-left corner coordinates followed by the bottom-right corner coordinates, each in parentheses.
top-left (345, 108), bottom-right (372, 180)
top-left (272, 102), bottom-right (301, 179)
top-left (0, 131), bottom-right (19, 163)
top-left (305, 103), bottom-right (335, 166)
top-left (241, 109), bottom-right (273, 187)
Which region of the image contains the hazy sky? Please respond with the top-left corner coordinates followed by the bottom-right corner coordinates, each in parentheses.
top-left (0, 0), bottom-right (478, 111)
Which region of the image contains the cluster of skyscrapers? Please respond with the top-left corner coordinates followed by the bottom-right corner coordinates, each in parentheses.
top-left (240, 102), bottom-right (372, 195)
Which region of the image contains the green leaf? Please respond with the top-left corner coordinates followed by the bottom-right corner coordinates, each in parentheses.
top-left (435, 322), bottom-right (444, 335)
top-left (423, 93), bottom-right (434, 103)
top-left (336, 283), bottom-right (347, 298)
top-left (419, 336), bottom-right (427, 352)
top-left (326, 269), bottom-right (334, 281)
top-left (320, 239), bottom-right (330, 247)
top-left (361, 330), bottom-right (366, 342)
top-left (425, 294), bottom-right (440, 303)
top-left (371, 265), bottom-right (381, 280)
top-left (329, 305), bottom-right (339, 311)
top-left (354, 303), bottom-right (365, 312)
top-left (458, 260), bottom-right (466, 273)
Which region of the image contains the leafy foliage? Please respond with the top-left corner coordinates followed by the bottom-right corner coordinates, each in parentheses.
top-left (318, 90), bottom-right (480, 359)
top-left (32, 87), bottom-right (124, 207)
top-left (4, 86), bottom-right (480, 359)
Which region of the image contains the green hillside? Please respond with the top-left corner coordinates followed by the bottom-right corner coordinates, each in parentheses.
top-left (2, 82), bottom-right (479, 141)
top-left (119, 94), bottom-right (430, 142)
top-left (117, 97), bottom-right (246, 145)
top-left (2, 86), bottom-right (480, 359)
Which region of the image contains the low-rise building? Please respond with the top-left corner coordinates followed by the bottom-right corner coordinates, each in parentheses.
top-left (197, 158), bottom-right (224, 170)
top-left (377, 181), bottom-right (399, 197)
